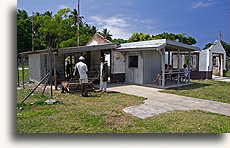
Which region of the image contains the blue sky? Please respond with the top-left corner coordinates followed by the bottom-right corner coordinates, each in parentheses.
top-left (17, 0), bottom-right (229, 48)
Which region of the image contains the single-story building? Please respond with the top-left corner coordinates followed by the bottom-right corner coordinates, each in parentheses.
top-left (199, 40), bottom-right (226, 77)
top-left (20, 34), bottom-right (225, 88)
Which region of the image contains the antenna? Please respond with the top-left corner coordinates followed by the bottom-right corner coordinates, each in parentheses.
top-left (77, 0), bottom-right (80, 46)
top-left (219, 31), bottom-right (223, 41)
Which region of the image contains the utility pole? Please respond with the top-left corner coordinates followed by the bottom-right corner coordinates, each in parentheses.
top-left (77, 0), bottom-right (80, 46)
top-left (32, 12), bottom-right (35, 51)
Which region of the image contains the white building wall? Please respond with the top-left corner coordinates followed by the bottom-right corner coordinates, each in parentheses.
top-left (125, 52), bottom-right (143, 84)
top-left (199, 50), bottom-right (212, 71)
top-left (111, 50), bottom-right (125, 74)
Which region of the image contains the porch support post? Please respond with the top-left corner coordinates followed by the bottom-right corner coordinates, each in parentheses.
top-left (168, 51), bottom-right (170, 65)
top-left (70, 55), bottom-right (73, 78)
top-left (188, 50), bottom-right (191, 83)
top-left (161, 48), bottom-right (165, 87)
top-left (54, 54), bottom-right (57, 90)
top-left (177, 49), bottom-right (180, 84)
top-left (220, 54), bottom-right (223, 76)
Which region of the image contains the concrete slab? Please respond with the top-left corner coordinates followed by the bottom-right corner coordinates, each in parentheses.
top-left (108, 84), bottom-right (229, 119)
top-left (213, 76), bottom-right (230, 82)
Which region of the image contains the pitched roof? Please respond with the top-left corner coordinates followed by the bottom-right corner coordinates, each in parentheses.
top-left (205, 40), bottom-right (226, 54)
top-left (86, 33), bottom-right (111, 46)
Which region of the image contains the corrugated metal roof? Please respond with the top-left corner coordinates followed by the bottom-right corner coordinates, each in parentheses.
top-left (118, 39), bottom-right (166, 50)
top-left (118, 39), bottom-right (200, 51)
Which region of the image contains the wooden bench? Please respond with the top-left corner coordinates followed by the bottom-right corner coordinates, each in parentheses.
top-left (61, 78), bottom-right (98, 93)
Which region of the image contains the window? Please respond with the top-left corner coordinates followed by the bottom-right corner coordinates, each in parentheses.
top-left (213, 56), bottom-right (217, 66)
top-left (129, 56), bottom-right (138, 68)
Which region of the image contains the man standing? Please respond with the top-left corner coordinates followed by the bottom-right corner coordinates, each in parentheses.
top-left (73, 56), bottom-right (88, 97)
top-left (99, 55), bottom-right (109, 92)
top-left (66, 61), bottom-right (71, 79)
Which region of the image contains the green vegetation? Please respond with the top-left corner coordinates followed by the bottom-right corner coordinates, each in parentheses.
top-left (17, 8), bottom-right (199, 53)
top-left (18, 69), bottom-right (29, 82)
top-left (17, 88), bottom-right (229, 133)
top-left (127, 32), bottom-right (197, 45)
top-left (224, 71), bottom-right (229, 77)
top-left (161, 80), bottom-right (229, 103)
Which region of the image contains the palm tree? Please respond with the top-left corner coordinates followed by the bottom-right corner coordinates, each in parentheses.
top-left (99, 28), bottom-right (113, 41)
top-left (43, 11), bottom-right (52, 17)
top-left (17, 9), bottom-right (28, 20)
top-left (69, 9), bottom-right (84, 26)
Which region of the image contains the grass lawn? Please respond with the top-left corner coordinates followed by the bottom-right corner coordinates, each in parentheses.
top-left (17, 88), bottom-right (229, 133)
top-left (18, 69), bottom-right (30, 83)
top-left (225, 71), bottom-right (229, 77)
top-left (161, 80), bottom-right (229, 103)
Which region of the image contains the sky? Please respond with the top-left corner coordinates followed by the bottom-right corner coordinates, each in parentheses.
top-left (17, 0), bottom-right (229, 48)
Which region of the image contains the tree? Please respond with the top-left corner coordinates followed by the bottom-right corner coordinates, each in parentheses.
top-left (43, 11), bottom-right (53, 17)
top-left (69, 9), bottom-right (84, 26)
top-left (17, 9), bottom-right (31, 53)
top-left (203, 43), bottom-right (213, 50)
top-left (99, 28), bottom-right (113, 41)
top-left (128, 32), bottom-right (197, 45)
top-left (17, 9), bottom-right (28, 20)
top-left (112, 38), bottom-right (128, 45)
top-left (17, 8), bottom-right (100, 52)
top-left (221, 40), bottom-right (229, 57)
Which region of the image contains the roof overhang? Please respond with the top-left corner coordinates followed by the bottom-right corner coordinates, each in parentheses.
top-left (58, 43), bottom-right (117, 54)
top-left (117, 39), bottom-right (200, 52)
top-left (19, 49), bottom-right (58, 55)
top-left (19, 43), bottom-right (117, 56)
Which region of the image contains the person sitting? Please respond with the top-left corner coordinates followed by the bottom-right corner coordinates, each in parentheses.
top-left (182, 64), bottom-right (189, 82)
top-left (153, 73), bottom-right (162, 85)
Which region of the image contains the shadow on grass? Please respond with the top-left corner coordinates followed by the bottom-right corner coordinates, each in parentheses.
top-left (86, 91), bottom-right (120, 97)
top-left (165, 82), bottom-right (211, 91)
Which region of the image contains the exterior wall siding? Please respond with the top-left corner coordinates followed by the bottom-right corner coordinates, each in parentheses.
top-left (125, 52), bottom-right (143, 84)
top-left (29, 54), bottom-right (41, 81)
top-left (143, 50), bottom-right (161, 84)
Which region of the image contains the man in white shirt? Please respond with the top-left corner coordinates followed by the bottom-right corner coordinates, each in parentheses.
top-left (73, 56), bottom-right (88, 97)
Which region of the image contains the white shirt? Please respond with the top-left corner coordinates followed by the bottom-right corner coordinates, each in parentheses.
top-left (100, 62), bottom-right (103, 77)
top-left (75, 61), bottom-right (88, 79)
top-left (184, 68), bottom-right (189, 77)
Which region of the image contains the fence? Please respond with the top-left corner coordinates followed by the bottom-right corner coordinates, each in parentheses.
top-left (16, 51), bottom-right (54, 104)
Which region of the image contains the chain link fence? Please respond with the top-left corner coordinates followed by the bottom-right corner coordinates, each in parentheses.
top-left (16, 52), bottom-right (55, 105)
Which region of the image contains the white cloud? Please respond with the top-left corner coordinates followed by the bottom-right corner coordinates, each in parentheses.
top-left (192, 0), bottom-right (213, 9)
top-left (89, 16), bottom-right (130, 28)
top-left (88, 15), bottom-right (132, 39)
top-left (88, 15), bottom-right (158, 39)
top-left (58, 5), bottom-right (68, 9)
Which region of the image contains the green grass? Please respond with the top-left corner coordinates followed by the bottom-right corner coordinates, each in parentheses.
top-left (161, 80), bottom-right (229, 103)
top-left (17, 88), bottom-right (229, 133)
top-left (18, 69), bottom-right (30, 82)
top-left (224, 71), bottom-right (229, 77)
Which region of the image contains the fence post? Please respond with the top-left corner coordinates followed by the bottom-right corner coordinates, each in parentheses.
top-left (22, 56), bottom-right (25, 89)
top-left (17, 54), bottom-right (20, 87)
top-left (49, 47), bottom-right (53, 99)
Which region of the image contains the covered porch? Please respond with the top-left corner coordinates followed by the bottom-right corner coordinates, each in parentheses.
top-left (118, 39), bottom-right (200, 88)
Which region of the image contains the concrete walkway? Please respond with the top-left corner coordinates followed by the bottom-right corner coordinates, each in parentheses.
top-left (212, 75), bottom-right (230, 82)
top-left (108, 84), bottom-right (229, 119)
